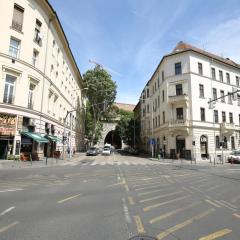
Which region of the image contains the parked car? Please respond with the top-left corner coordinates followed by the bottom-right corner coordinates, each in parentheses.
top-left (102, 146), bottom-right (111, 156)
top-left (228, 150), bottom-right (240, 164)
top-left (86, 147), bottom-right (98, 156)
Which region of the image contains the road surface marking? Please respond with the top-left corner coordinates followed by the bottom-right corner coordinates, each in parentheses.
top-left (122, 198), bottom-right (132, 223)
top-left (0, 221), bottom-right (19, 234)
top-left (124, 184), bottom-right (129, 192)
top-left (182, 186), bottom-right (194, 194)
top-left (0, 206), bottom-right (15, 217)
top-left (0, 188), bottom-right (23, 193)
top-left (190, 186), bottom-right (205, 193)
top-left (205, 199), bottom-right (221, 208)
top-left (134, 181), bottom-right (165, 188)
top-left (140, 191), bottom-right (183, 203)
top-left (135, 183), bottom-right (170, 191)
top-left (156, 208), bottom-right (215, 240)
top-left (198, 228), bottom-right (232, 240)
top-left (107, 182), bottom-right (124, 187)
top-left (128, 197), bottom-right (135, 205)
top-left (149, 201), bottom-right (202, 224)
top-left (219, 200), bottom-right (237, 209)
top-left (233, 213), bottom-right (240, 219)
top-left (143, 195), bottom-right (189, 212)
top-left (138, 188), bottom-right (173, 196)
top-left (58, 193), bottom-right (81, 203)
top-left (205, 183), bottom-right (227, 192)
top-left (214, 200), bottom-right (237, 211)
top-left (134, 216), bottom-right (145, 234)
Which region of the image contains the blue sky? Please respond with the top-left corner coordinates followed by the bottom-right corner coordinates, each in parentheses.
top-left (49, 0), bottom-right (240, 104)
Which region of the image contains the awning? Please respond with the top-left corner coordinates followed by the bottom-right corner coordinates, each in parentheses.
top-left (21, 132), bottom-right (49, 143)
top-left (45, 135), bottom-right (62, 142)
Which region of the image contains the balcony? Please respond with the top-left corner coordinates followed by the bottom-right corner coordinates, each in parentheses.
top-left (168, 94), bottom-right (189, 105)
top-left (11, 20), bottom-right (22, 32)
top-left (168, 119), bottom-right (189, 134)
top-left (220, 122), bottom-right (235, 135)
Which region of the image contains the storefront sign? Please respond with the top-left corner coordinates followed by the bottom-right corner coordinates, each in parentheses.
top-left (0, 114), bottom-right (16, 135)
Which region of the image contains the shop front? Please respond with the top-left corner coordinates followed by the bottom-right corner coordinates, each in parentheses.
top-left (20, 132), bottom-right (49, 161)
top-left (0, 114), bottom-right (16, 160)
top-left (44, 135), bottom-right (62, 158)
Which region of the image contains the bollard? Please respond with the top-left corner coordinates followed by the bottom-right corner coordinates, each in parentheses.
top-left (30, 153), bottom-right (32, 165)
top-left (210, 156), bottom-right (211, 163)
top-left (46, 156), bottom-right (48, 165)
top-left (214, 157), bottom-right (216, 165)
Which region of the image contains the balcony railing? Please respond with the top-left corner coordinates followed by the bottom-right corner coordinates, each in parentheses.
top-left (220, 122), bottom-right (235, 133)
top-left (168, 93), bottom-right (189, 104)
top-left (168, 119), bottom-right (189, 128)
top-left (12, 20), bottom-right (22, 32)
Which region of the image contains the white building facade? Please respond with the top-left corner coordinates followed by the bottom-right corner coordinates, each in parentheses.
top-left (0, 0), bottom-right (85, 160)
top-left (140, 42), bottom-right (240, 161)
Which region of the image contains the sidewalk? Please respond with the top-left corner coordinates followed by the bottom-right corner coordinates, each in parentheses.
top-left (149, 157), bottom-right (231, 167)
top-left (0, 152), bottom-right (86, 170)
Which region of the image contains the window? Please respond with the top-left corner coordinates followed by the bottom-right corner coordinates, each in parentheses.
top-left (229, 112), bottom-right (233, 124)
top-left (237, 94), bottom-right (240, 106)
top-left (214, 110), bottom-right (218, 123)
top-left (147, 89), bottom-right (149, 98)
top-left (153, 118), bottom-right (155, 129)
top-left (211, 68), bottom-right (216, 80)
top-left (220, 90), bottom-right (225, 103)
top-left (226, 73), bottom-right (230, 84)
top-left (176, 108), bottom-right (183, 120)
top-left (176, 84), bottom-right (183, 95)
top-left (155, 117), bottom-right (157, 128)
top-left (158, 115), bottom-right (160, 126)
top-left (223, 136), bottom-right (228, 149)
top-left (222, 111), bottom-right (226, 122)
top-left (147, 104), bottom-right (149, 113)
top-left (231, 136), bottom-right (235, 149)
top-left (52, 40), bottom-right (55, 57)
top-left (239, 114), bottom-right (240, 125)
top-left (213, 88), bottom-right (217, 100)
top-left (3, 75), bottom-right (16, 104)
top-left (175, 62), bottom-right (182, 75)
top-left (32, 49), bottom-right (38, 66)
top-left (236, 76), bottom-right (239, 87)
top-left (228, 92), bottom-right (232, 104)
top-left (157, 77), bottom-right (160, 88)
top-left (9, 38), bottom-right (20, 58)
top-left (216, 136), bottom-right (220, 149)
top-left (198, 62), bottom-right (203, 75)
top-left (162, 90), bottom-right (164, 102)
top-left (199, 84), bottom-right (204, 98)
top-left (162, 71), bottom-right (164, 81)
top-left (200, 108), bottom-right (205, 121)
top-left (12, 4), bottom-right (24, 32)
top-left (34, 19), bottom-right (42, 44)
top-left (163, 111), bottom-right (165, 124)
top-left (154, 82), bottom-right (157, 92)
top-left (28, 83), bottom-right (35, 109)
top-left (219, 70), bottom-right (223, 82)
top-left (157, 95), bottom-right (160, 107)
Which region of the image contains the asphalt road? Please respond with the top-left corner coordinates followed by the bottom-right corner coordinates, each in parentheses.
top-left (0, 152), bottom-right (240, 240)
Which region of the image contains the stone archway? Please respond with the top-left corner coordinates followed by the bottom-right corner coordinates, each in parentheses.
top-left (104, 130), bottom-right (122, 149)
top-left (98, 121), bottom-right (118, 147)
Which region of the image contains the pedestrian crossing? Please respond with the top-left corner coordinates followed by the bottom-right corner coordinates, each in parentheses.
top-left (62, 160), bottom-right (163, 167)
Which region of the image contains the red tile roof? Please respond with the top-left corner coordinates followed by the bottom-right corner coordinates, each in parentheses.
top-left (114, 102), bottom-right (136, 112)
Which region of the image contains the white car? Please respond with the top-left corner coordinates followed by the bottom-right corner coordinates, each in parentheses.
top-left (102, 146), bottom-right (111, 155)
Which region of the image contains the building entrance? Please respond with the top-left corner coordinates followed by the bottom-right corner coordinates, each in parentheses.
top-left (176, 135), bottom-right (185, 158)
top-left (200, 135), bottom-right (208, 158)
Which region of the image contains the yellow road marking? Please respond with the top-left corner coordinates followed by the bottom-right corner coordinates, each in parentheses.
top-left (134, 215), bottom-right (145, 234)
top-left (138, 188), bottom-right (171, 196)
top-left (58, 193), bottom-right (81, 203)
top-left (156, 208), bottom-right (215, 240)
top-left (198, 228), bottom-right (232, 240)
top-left (128, 196), bottom-right (135, 205)
top-left (140, 191), bottom-right (183, 203)
top-left (233, 213), bottom-right (240, 219)
top-left (149, 201), bottom-right (202, 224)
top-left (0, 222), bottom-right (19, 234)
top-left (205, 199), bottom-right (221, 208)
top-left (135, 183), bottom-right (170, 191)
top-left (144, 195), bottom-right (189, 212)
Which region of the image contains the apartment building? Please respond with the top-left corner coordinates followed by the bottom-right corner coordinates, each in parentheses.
top-left (140, 41), bottom-right (240, 160)
top-left (0, 0), bottom-right (85, 160)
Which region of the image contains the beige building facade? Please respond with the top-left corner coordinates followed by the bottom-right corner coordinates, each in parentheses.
top-left (0, 0), bottom-right (85, 160)
top-left (140, 42), bottom-right (240, 161)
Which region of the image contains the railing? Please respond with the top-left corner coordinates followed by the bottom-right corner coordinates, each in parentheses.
top-left (220, 122), bottom-right (235, 130)
top-left (12, 20), bottom-right (22, 32)
top-left (168, 119), bottom-right (189, 128)
top-left (168, 94), bottom-right (189, 103)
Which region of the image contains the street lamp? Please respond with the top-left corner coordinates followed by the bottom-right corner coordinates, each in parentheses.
top-left (62, 87), bottom-right (88, 160)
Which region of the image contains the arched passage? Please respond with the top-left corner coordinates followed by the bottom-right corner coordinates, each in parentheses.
top-left (104, 130), bottom-right (122, 149)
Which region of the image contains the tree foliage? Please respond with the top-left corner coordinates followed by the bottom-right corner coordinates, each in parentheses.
top-left (83, 67), bottom-right (117, 145)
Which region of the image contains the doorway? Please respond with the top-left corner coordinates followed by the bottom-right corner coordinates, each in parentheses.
top-left (0, 140), bottom-right (8, 159)
top-left (176, 135), bottom-right (186, 158)
top-left (200, 135), bottom-right (208, 158)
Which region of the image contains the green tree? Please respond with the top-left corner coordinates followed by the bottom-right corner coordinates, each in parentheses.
top-left (83, 67), bottom-right (117, 145)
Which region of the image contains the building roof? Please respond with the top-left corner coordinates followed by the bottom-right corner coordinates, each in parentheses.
top-left (171, 41), bottom-right (240, 69)
top-left (143, 41), bottom-right (240, 92)
top-left (114, 102), bottom-right (136, 112)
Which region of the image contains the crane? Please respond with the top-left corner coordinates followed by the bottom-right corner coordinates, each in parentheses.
top-left (89, 59), bottom-right (103, 68)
